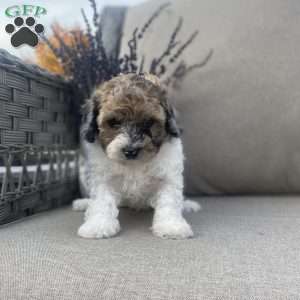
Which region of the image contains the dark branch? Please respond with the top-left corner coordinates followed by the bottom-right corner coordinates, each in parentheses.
top-left (163, 49), bottom-right (213, 88)
top-left (150, 17), bottom-right (183, 75)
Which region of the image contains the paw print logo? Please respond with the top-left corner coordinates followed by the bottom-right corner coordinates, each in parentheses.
top-left (5, 17), bottom-right (44, 47)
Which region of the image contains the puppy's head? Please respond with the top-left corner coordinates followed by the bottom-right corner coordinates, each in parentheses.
top-left (84, 73), bottom-right (180, 163)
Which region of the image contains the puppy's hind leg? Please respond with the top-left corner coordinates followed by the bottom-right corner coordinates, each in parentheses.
top-left (72, 198), bottom-right (90, 211)
top-left (183, 199), bottom-right (201, 213)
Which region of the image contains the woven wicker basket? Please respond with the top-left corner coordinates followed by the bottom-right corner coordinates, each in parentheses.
top-left (0, 6), bottom-right (126, 225)
top-left (0, 49), bottom-right (79, 225)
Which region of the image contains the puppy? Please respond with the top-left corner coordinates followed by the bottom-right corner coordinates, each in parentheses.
top-left (73, 73), bottom-right (200, 239)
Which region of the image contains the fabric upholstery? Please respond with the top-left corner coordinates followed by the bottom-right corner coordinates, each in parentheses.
top-left (120, 0), bottom-right (300, 195)
top-left (1, 197), bottom-right (300, 299)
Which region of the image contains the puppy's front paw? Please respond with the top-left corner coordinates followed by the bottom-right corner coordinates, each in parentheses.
top-left (78, 216), bottom-right (120, 239)
top-left (152, 218), bottom-right (194, 240)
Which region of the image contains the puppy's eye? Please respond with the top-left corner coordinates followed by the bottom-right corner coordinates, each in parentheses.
top-left (144, 118), bottom-right (155, 129)
top-left (107, 118), bottom-right (122, 128)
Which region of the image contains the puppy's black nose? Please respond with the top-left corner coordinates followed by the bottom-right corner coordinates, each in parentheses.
top-left (122, 147), bottom-right (140, 160)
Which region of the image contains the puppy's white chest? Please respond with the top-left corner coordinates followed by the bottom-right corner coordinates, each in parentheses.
top-left (110, 167), bottom-right (161, 209)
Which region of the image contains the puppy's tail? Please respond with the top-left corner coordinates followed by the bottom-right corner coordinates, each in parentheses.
top-left (183, 199), bottom-right (202, 213)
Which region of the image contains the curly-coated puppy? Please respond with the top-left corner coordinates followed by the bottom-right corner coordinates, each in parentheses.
top-left (73, 73), bottom-right (200, 239)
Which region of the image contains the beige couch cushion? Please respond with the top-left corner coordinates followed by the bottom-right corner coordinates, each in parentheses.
top-left (120, 0), bottom-right (300, 195)
top-left (1, 197), bottom-right (300, 299)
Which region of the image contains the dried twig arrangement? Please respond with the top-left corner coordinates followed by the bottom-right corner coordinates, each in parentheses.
top-left (41, 0), bottom-right (212, 99)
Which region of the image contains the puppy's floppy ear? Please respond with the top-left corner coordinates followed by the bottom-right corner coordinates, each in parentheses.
top-left (159, 90), bottom-right (181, 138)
top-left (84, 97), bottom-right (100, 143)
top-left (157, 88), bottom-right (180, 137)
top-left (165, 105), bottom-right (181, 137)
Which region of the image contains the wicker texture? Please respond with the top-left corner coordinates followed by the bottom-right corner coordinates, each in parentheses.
top-left (0, 49), bottom-right (79, 225)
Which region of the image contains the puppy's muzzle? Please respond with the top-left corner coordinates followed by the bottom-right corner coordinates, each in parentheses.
top-left (122, 146), bottom-right (141, 160)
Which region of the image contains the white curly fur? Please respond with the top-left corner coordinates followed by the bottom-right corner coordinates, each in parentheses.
top-left (74, 137), bottom-right (201, 239)
top-left (73, 198), bottom-right (201, 213)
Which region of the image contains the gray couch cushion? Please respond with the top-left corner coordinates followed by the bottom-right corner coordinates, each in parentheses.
top-left (1, 197), bottom-right (300, 299)
top-left (120, 0), bottom-right (300, 195)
